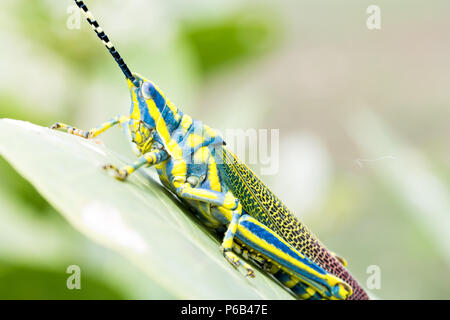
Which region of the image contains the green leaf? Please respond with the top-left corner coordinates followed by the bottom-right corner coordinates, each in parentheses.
top-left (0, 119), bottom-right (293, 299)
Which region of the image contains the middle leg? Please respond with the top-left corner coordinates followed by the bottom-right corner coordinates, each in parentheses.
top-left (174, 182), bottom-right (255, 277)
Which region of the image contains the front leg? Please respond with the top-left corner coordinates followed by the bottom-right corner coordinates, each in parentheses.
top-left (103, 149), bottom-right (168, 180)
top-left (50, 115), bottom-right (129, 139)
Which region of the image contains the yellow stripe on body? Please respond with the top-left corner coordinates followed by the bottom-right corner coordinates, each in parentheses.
top-left (237, 220), bottom-right (332, 291)
top-left (187, 134), bottom-right (205, 148)
top-left (128, 81), bottom-right (141, 120)
top-left (148, 100), bottom-right (182, 158)
top-left (223, 192), bottom-right (238, 209)
top-left (145, 78), bottom-right (181, 122)
top-left (183, 187), bottom-right (219, 201)
top-left (207, 152), bottom-right (221, 192)
top-left (180, 114), bottom-right (192, 130)
top-left (193, 146), bottom-right (209, 163)
top-left (192, 146), bottom-right (222, 193)
top-left (217, 206), bottom-right (233, 222)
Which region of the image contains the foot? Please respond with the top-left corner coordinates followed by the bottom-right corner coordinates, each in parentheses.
top-left (102, 164), bottom-right (128, 181)
top-left (222, 248), bottom-right (255, 279)
top-left (50, 123), bottom-right (93, 139)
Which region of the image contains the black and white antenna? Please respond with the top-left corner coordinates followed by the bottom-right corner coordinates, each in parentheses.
top-left (74, 0), bottom-right (140, 87)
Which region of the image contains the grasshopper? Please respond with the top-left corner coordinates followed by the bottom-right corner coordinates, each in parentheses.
top-left (52, 0), bottom-right (369, 300)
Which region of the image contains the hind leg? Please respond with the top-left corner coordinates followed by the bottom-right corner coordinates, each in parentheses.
top-left (175, 184), bottom-right (255, 276)
top-left (234, 214), bottom-right (352, 300)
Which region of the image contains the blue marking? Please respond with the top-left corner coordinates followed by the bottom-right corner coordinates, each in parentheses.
top-left (239, 216), bottom-right (325, 274)
top-left (200, 178), bottom-right (211, 190)
top-left (188, 164), bottom-right (208, 179)
top-left (134, 87), bottom-right (156, 128)
top-left (141, 81), bottom-right (182, 133)
top-left (235, 216), bottom-right (331, 292)
top-left (162, 106), bottom-right (181, 133)
top-left (142, 81), bottom-right (166, 112)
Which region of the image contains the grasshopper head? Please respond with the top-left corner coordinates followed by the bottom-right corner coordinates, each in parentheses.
top-left (126, 73), bottom-right (182, 154)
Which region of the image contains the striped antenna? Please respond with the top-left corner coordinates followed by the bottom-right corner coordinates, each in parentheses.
top-left (74, 0), bottom-right (140, 87)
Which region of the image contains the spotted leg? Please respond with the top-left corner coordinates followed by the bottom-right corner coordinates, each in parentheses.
top-left (50, 115), bottom-right (129, 139)
top-left (103, 149), bottom-right (168, 180)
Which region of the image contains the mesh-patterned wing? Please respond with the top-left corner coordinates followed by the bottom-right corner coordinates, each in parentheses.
top-left (214, 145), bottom-right (369, 300)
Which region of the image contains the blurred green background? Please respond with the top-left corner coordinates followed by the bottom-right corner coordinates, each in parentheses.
top-left (0, 0), bottom-right (449, 299)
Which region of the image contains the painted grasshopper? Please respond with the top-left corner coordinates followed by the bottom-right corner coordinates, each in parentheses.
top-left (52, 0), bottom-right (369, 300)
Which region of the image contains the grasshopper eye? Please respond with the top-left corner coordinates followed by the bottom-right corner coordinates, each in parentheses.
top-left (141, 82), bottom-right (154, 100)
